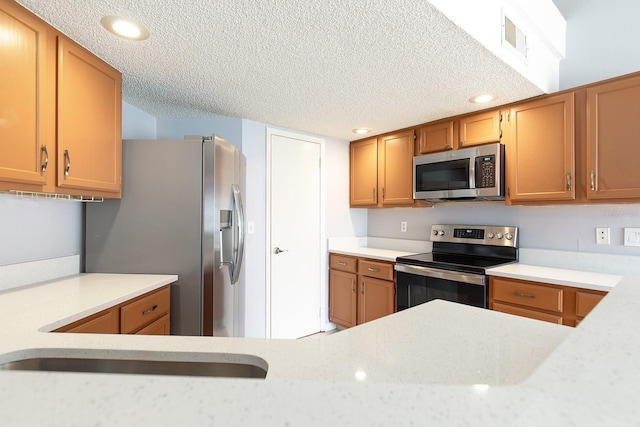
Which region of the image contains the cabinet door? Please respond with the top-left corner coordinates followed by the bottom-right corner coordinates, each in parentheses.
top-left (587, 75), bottom-right (640, 199)
top-left (506, 93), bottom-right (575, 202)
top-left (0, 2), bottom-right (50, 186)
top-left (416, 121), bottom-right (454, 154)
top-left (56, 35), bottom-right (122, 194)
top-left (120, 286), bottom-right (171, 334)
top-left (135, 314), bottom-right (171, 335)
top-left (55, 307), bottom-right (120, 334)
top-left (378, 130), bottom-right (414, 206)
top-left (357, 276), bottom-right (395, 324)
top-left (459, 110), bottom-right (501, 148)
top-left (349, 138), bottom-right (378, 207)
top-left (575, 291), bottom-right (605, 319)
top-left (329, 270), bottom-right (357, 328)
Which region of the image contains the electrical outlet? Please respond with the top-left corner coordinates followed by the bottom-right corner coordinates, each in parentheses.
top-left (247, 221), bottom-right (255, 235)
top-left (624, 228), bottom-right (640, 247)
top-left (596, 227), bottom-right (610, 245)
top-left (400, 221), bottom-right (407, 233)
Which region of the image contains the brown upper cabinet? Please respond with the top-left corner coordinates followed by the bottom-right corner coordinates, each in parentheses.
top-left (0, 1), bottom-right (51, 187)
top-left (458, 109), bottom-right (502, 148)
top-left (0, 1), bottom-right (122, 198)
top-left (505, 92), bottom-right (576, 203)
top-left (586, 74), bottom-right (640, 200)
top-left (56, 36), bottom-right (122, 196)
top-left (415, 120), bottom-right (455, 154)
top-left (350, 130), bottom-right (414, 207)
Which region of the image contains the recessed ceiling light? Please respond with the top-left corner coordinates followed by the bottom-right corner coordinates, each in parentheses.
top-left (469, 94), bottom-right (496, 104)
top-left (100, 16), bottom-right (149, 41)
top-left (352, 127), bottom-right (372, 135)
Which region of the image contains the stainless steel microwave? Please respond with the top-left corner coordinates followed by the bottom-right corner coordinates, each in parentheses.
top-left (413, 143), bottom-right (505, 201)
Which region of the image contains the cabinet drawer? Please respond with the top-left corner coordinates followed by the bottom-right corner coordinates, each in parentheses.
top-left (491, 278), bottom-right (563, 313)
top-left (56, 307), bottom-right (120, 334)
top-left (121, 286), bottom-right (170, 334)
top-left (358, 259), bottom-right (394, 281)
top-left (329, 254), bottom-right (357, 273)
top-left (575, 291), bottom-right (605, 318)
top-left (493, 302), bottom-right (563, 325)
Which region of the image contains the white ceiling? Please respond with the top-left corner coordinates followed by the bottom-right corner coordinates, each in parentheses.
top-left (17, 0), bottom-right (546, 141)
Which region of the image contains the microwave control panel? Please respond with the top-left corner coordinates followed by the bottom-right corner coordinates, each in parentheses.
top-left (475, 154), bottom-right (495, 188)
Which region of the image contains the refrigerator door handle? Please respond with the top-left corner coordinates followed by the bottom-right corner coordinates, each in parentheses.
top-left (231, 184), bottom-right (245, 284)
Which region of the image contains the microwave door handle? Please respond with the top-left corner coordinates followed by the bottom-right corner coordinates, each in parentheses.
top-left (394, 264), bottom-right (486, 286)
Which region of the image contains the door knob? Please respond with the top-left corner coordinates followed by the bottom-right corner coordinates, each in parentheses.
top-left (273, 247), bottom-right (288, 254)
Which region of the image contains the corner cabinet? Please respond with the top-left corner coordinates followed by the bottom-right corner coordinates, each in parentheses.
top-left (505, 93), bottom-right (576, 203)
top-left (586, 74), bottom-right (640, 200)
top-left (0, 1), bottom-right (122, 198)
top-left (329, 253), bottom-right (395, 328)
top-left (489, 276), bottom-right (606, 327)
top-left (349, 130), bottom-right (414, 208)
top-left (54, 286), bottom-right (171, 335)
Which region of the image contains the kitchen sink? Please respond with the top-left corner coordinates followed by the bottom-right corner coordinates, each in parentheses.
top-left (0, 356), bottom-right (267, 378)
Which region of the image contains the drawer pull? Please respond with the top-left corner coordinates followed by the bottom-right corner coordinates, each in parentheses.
top-left (367, 267), bottom-right (379, 272)
top-left (142, 305), bottom-right (158, 315)
top-left (338, 261), bottom-right (347, 266)
top-left (513, 291), bottom-right (536, 299)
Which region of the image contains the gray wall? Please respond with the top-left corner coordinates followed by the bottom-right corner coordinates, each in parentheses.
top-left (368, 203), bottom-right (640, 256)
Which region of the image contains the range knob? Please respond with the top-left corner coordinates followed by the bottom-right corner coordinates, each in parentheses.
top-left (487, 232), bottom-right (495, 239)
top-left (505, 232), bottom-right (513, 240)
top-left (433, 230), bottom-right (439, 236)
top-left (438, 230), bottom-right (445, 236)
top-left (496, 233), bottom-right (504, 239)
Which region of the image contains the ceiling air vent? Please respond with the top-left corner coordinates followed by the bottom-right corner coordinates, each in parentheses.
top-left (502, 13), bottom-right (527, 62)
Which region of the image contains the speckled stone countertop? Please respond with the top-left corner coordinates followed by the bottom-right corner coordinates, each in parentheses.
top-left (1, 272), bottom-right (640, 425)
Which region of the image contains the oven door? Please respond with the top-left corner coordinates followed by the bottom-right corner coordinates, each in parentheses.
top-left (395, 264), bottom-right (487, 311)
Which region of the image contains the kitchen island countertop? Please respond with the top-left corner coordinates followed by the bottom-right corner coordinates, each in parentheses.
top-left (1, 270), bottom-right (640, 426)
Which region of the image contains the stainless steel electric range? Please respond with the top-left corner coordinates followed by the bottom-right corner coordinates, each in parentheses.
top-left (394, 224), bottom-right (519, 311)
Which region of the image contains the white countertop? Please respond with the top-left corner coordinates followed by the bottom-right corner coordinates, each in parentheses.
top-left (1, 269), bottom-right (640, 425)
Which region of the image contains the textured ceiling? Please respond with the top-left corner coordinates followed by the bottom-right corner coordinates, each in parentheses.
top-left (16, 0), bottom-right (545, 141)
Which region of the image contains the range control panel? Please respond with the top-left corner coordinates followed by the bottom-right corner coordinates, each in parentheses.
top-left (431, 224), bottom-right (518, 247)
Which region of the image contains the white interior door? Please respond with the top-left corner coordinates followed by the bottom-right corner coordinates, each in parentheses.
top-left (268, 130), bottom-right (322, 339)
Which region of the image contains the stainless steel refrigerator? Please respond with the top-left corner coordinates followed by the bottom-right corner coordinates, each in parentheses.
top-left (84, 135), bottom-right (245, 337)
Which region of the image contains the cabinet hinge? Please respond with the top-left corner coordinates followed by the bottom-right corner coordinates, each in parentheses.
top-left (499, 112), bottom-right (503, 122)
top-left (413, 131), bottom-right (417, 141)
top-left (499, 129), bottom-right (503, 139)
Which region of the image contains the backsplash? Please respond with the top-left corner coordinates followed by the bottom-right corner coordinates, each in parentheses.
top-left (0, 256), bottom-right (80, 293)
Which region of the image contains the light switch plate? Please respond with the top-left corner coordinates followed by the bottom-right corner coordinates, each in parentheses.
top-left (624, 228), bottom-right (640, 246)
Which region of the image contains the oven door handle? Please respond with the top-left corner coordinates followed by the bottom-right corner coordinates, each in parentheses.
top-left (394, 264), bottom-right (487, 287)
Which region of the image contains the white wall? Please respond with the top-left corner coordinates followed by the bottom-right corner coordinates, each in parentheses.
top-left (553, 0), bottom-right (640, 89)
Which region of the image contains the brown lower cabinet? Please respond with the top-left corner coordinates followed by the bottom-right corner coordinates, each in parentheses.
top-left (489, 276), bottom-right (606, 327)
top-left (329, 253), bottom-right (395, 328)
top-left (54, 285), bottom-right (171, 335)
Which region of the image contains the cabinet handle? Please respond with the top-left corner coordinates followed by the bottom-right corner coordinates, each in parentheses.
top-left (41, 145), bottom-right (49, 173)
top-left (64, 150), bottom-right (71, 176)
top-left (381, 187), bottom-right (385, 201)
top-left (566, 172), bottom-right (571, 192)
top-left (590, 170), bottom-right (595, 191)
top-left (338, 261), bottom-right (347, 266)
top-left (351, 280), bottom-right (355, 293)
top-left (459, 140), bottom-right (464, 147)
top-left (372, 188), bottom-right (376, 201)
top-left (367, 267), bottom-right (379, 272)
top-left (142, 304), bottom-right (158, 315)
top-left (513, 291), bottom-right (536, 299)
top-left (361, 282), bottom-right (365, 295)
